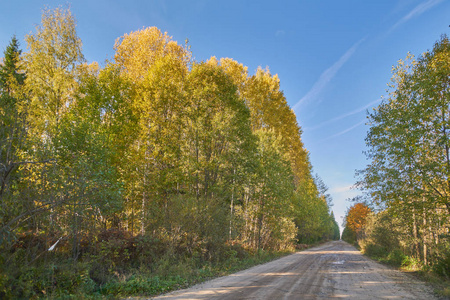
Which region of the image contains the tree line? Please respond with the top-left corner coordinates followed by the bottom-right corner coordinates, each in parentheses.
top-left (0, 7), bottom-right (339, 298)
top-left (345, 35), bottom-right (450, 279)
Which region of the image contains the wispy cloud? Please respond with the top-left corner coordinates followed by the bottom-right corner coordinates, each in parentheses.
top-left (330, 120), bottom-right (365, 139)
top-left (293, 37), bottom-right (365, 112)
top-left (331, 185), bottom-right (354, 194)
top-left (316, 119), bottom-right (366, 143)
top-left (305, 98), bottom-right (381, 131)
top-left (275, 30), bottom-right (285, 37)
top-left (388, 0), bottom-right (444, 33)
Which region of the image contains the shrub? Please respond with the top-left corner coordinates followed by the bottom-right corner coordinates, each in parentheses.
top-left (341, 227), bottom-right (356, 245)
top-left (433, 249), bottom-right (450, 278)
top-left (101, 274), bottom-right (187, 296)
top-left (401, 255), bottom-right (422, 270)
top-left (385, 249), bottom-right (406, 267)
top-left (0, 272), bottom-right (11, 299)
top-left (362, 242), bottom-right (387, 258)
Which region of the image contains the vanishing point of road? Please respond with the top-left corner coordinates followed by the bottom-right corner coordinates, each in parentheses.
top-left (152, 240), bottom-right (437, 299)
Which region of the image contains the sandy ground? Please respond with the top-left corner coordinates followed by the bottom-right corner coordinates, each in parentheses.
top-left (151, 240), bottom-right (438, 299)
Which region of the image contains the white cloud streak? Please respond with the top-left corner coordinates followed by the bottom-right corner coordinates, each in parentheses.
top-left (331, 185), bottom-right (354, 194)
top-left (389, 0), bottom-right (444, 33)
top-left (316, 119), bottom-right (366, 143)
top-left (330, 120), bottom-right (365, 139)
top-left (293, 37), bottom-right (365, 112)
top-left (305, 98), bottom-right (381, 131)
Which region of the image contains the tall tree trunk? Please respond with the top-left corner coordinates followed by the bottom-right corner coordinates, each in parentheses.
top-left (257, 193), bottom-right (265, 250)
top-left (229, 168), bottom-right (235, 240)
top-left (442, 108), bottom-right (450, 215)
top-left (72, 198), bottom-right (79, 261)
top-left (422, 206), bottom-right (428, 265)
top-left (412, 208), bottom-right (419, 259)
top-left (141, 190), bottom-right (146, 234)
top-left (130, 198), bottom-right (134, 234)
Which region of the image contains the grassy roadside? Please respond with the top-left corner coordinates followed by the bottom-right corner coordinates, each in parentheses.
top-left (122, 249), bottom-right (292, 299)
top-left (123, 242), bottom-right (320, 299)
top-left (2, 240), bottom-right (319, 299)
top-left (2, 248), bottom-right (291, 299)
top-left (359, 247), bottom-right (450, 299)
top-left (415, 271), bottom-right (450, 299)
top-left (115, 249), bottom-right (293, 299)
top-left (1, 227), bottom-right (333, 300)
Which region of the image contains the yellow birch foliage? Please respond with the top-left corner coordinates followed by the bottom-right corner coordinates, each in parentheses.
top-left (114, 27), bottom-right (190, 82)
top-left (245, 67), bottom-right (311, 185)
top-left (25, 7), bottom-right (84, 137)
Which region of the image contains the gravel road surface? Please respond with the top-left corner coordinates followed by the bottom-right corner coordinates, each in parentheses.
top-left (152, 240), bottom-right (437, 299)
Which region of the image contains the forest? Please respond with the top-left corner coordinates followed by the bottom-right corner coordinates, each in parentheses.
top-left (0, 7), bottom-right (339, 298)
top-left (342, 35), bottom-right (450, 289)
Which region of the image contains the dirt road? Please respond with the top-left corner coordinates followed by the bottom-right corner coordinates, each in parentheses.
top-left (153, 240), bottom-right (437, 299)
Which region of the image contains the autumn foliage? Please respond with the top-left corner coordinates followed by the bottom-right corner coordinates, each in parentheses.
top-left (345, 203), bottom-right (370, 240)
top-left (0, 7), bottom-right (339, 299)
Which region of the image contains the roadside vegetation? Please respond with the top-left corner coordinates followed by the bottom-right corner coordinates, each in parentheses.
top-left (343, 35), bottom-right (450, 298)
top-left (0, 7), bottom-right (339, 299)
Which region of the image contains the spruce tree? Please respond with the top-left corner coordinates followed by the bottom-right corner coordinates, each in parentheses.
top-left (0, 35), bottom-right (25, 93)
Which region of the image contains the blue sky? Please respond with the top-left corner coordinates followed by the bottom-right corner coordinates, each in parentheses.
top-left (1, 0), bottom-right (449, 231)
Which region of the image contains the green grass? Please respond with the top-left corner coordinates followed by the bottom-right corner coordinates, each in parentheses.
top-left (361, 247), bottom-right (450, 299)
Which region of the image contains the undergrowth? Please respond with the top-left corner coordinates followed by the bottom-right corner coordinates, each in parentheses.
top-left (0, 229), bottom-right (293, 299)
top-left (361, 242), bottom-right (450, 299)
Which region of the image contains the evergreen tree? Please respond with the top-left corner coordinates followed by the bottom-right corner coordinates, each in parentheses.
top-left (0, 36), bottom-right (28, 236)
top-left (0, 36), bottom-right (25, 92)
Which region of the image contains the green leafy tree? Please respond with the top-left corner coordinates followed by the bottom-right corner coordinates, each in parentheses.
top-left (358, 35), bottom-right (450, 266)
top-left (183, 58), bottom-right (254, 242)
top-left (253, 129), bottom-right (296, 250)
top-left (22, 6), bottom-right (97, 259)
top-left (113, 27), bottom-right (190, 234)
